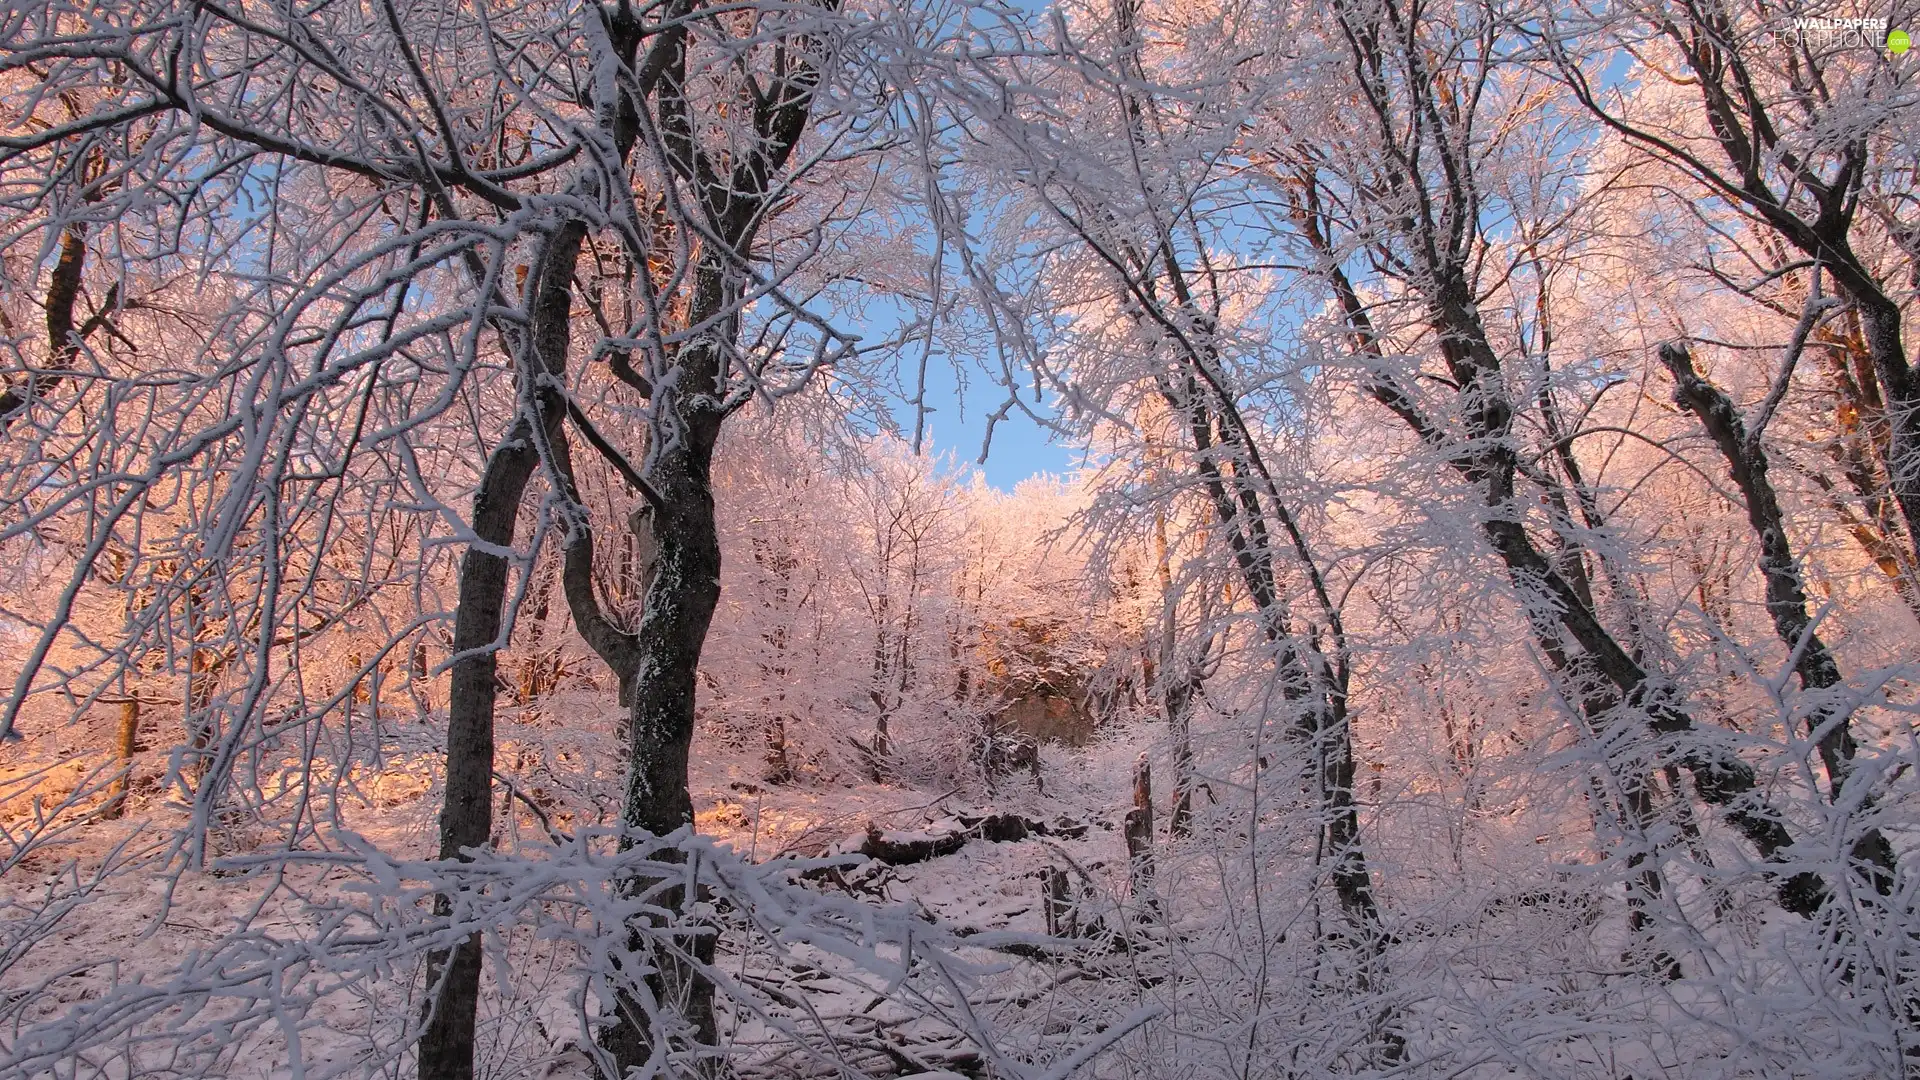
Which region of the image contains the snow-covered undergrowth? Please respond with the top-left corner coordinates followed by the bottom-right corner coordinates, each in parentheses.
top-left (5, 691), bottom-right (1915, 1080)
top-left (0, 697), bottom-right (1149, 1080)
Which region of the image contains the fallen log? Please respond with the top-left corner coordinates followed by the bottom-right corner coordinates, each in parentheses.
top-left (851, 811), bottom-right (1090, 866)
top-left (859, 823), bottom-right (969, 863)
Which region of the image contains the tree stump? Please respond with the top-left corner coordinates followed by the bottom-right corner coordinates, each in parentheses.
top-left (1124, 753), bottom-right (1155, 910)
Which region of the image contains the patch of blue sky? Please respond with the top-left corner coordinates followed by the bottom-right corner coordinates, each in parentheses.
top-left (821, 273), bottom-right (1080, 489)
top-left (898, 339), bottom-right (1082, 489)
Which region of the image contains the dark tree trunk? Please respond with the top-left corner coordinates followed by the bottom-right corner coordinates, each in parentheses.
top-left (2, 217), bottom-right (90, 423)
top-left (1809, 327), bottom-right (1920, 621)
top-left (1662, 343), bottom-right (1896, 890)
top-left (1163, 668), bottom-right (1199, 836)
top-left (1762, 214), bottom-right (1920, 602)
top-left (1101, 0), bottom-right (1391, 973)
top-left (1154, 512), bottom-right (1200, 836)
top-left (414, 3), bottom-right (691, 1066)
top-left (418, 218), bottom-right (587, 1080)
top-left (1306, 222), bottom-right (1828, 915)
top-left (1161, 369), bottom-right (1392, 951)
top-left (587, 7), bottom-right (826, 1071)
top-left (1294, 0), bottom-right (1840, 914)
top-left (621, 428), bottom-right (722, 841)
top-left (1580, 11), bottom-right (1920, 578)
top-left (417, 423), bottom-right (538, 1080)
top-left (1124, 754), bottom-right (1155, 905)
top-left (867, 592), bottom-right (894, 774)
top-left (598, 380), bottom-right (726, 1079)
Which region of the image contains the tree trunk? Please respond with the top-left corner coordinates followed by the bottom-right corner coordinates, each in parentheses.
top-left (410, 640), bottom-right (434, 719)
top-left (419, 217), bottom-right (587, 1080)
top-left (619, 428), bottom-right (721, 841)
top-left (1, 217), bottom-right (90, 423)
top-left (1125, 753), bottom-right (1155, 907)
top-left (1161, 371), bottom-right (1393, 952)
top-left (1662, 343), bottom-right (1896, 889)
top-left (1307, 228), bottom-right (1829, 915)
top-left (417, 422), bottom-right (539, 1080)
top-left (868, 591), bottom-right (894, 774)
top-left (1840, 290), bottom-right (1920, 579)
top-left (101, 697), bottom-right (140, 820)
top-left (1810, 328), bottom-right (1920, 621)
top-left (1154, 512), bottom-right (1199, 836)
top-left (594, 9), bottom-right (826, 1070)
top-left (1606, 13), bottom-right (1920, 579)
top-left (599, 385), bottom-right (726, 1079)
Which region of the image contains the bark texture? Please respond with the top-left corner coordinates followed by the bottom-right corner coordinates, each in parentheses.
top-left (1, 219), bottom-right (90, 423)
top-left (419, 219), bottom-right (586, 1080)
top-left (597, 7), bottom-right (829, 1073)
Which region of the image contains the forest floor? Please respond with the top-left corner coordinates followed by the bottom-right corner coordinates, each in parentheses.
top-left (0, 688), bottom-right (1143, 1079)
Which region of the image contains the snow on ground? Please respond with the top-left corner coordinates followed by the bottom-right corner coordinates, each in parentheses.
top-left (0, 689), bottom-right (1142, 1079)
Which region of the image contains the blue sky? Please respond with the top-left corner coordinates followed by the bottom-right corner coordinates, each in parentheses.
top-left (860, 0), bottom-right (1087, 490)
top-left (893, 358), bottom-right (1081, 489)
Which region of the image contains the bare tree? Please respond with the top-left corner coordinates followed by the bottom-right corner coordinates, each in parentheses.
top-left (1661, 337), bottom-right (1896, 888)
top-left (1276, 0), bottom-right (1829, 915)
top-left (1547, 0), bottom-right (1920, 575)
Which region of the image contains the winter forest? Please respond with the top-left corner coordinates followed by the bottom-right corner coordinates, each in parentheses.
top-left (2, 0), bottom-right (1919, 1076)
